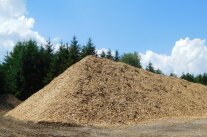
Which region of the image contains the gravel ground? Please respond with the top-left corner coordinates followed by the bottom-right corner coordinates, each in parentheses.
top-left (1, 111), bottom-right (207, 137)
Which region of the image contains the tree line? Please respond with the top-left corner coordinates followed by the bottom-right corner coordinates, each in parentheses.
top-left (0, 37), bottom-right (96, 100)
top-left (0, 37), bottom-right (206, 100)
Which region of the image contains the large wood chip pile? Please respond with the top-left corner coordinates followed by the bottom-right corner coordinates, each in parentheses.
top-left (6, 56), bottom-right (207, 126)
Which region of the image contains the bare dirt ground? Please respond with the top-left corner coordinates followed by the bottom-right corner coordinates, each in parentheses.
top-left (1, 111), bottom-right (207, 137)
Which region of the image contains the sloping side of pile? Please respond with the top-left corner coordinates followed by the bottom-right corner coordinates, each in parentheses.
top-left (0, 94), bottom-right (21, 111)
top-left (5, 56), bottom-right (207, 126)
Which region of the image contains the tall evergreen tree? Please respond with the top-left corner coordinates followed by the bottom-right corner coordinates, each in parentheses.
top-left (114, 50), bottom-right (120, 61)
top-left (201, 73), bottom-right (207, 85)
top-left (44, 42), bottom-right (71, 84)
top-left (20, 40), bottom-right (43, 100)
top-left (69, 36), bottom-right (80, 64)
top-left (106, 49), bottom-right (113, 59)
top-left (170, 73), bottom-right (177, 77)
top-left (155, 69), bottom-right (163, 75)
top-left (146, 62), bottom-right (155, 73)
top-left (40, 40), bottom-right (54, 85)
top-left (100, 51), bottom-right (106, 58)
top-left (3, 41), bottom-right (25, 97)
top-left (180, 73), bottom-right (195, 82)
top-left (195, 73), bottom-right (207, 85)
top-left (0, 64), bottom-right (5, 94)
top-left (81, 38), bottom-right (96, 59)
top-left (1, 40), bottom-right (56, 100)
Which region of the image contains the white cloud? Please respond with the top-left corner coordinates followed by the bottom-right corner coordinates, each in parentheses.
top-left (96, 48), bottom-right (115, 56)
top-left (141, 37), bottom-right (207, 76)
top-left (0, 0), bottom-right (26, 19)
top-left (51, 37), bottom-right (61, 51)
top-left (0, 0), bottom-right (46, 60)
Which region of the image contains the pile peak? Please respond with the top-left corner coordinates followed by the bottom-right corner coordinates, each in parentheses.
top-left (6, 56), bottom-right (207, 126)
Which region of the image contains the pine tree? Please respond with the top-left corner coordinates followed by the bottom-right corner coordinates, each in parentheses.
top-left (114, 50), bottom-right (120, 61)
top-left (106, 49), bottom-right (113, 59)
top-left (21, 40), bottom-right (43, 100)
top-left (195, 73), bottom-right (207, 85)
top-left (81, 38), bottom-right (96, 59)
top-left (44, 42), bottom-right (71, 84)
top-left (3, 40), bottom-right (43, 100)
top-left (146, 62), bottom-right (155, 73)
top-left (170, 73), bottom-right (177, 77)
top-left (155, 69), bottom-right (163, 75)
top-left (40, 40), bottom-right (54, 86)
top-left (3, 41), bottom-right (25, 97)
top-left (0, 64), bottom-right (5, 94)
top-left (69, 36), bottom-right (80, 64)
top-left (180, 73), bottom-right (195, 82)
top-left (100, 51), bottom-right (106, 58)
top-left (201, 73), bottom-right (207, 85)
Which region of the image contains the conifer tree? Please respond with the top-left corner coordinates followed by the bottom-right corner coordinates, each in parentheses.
top-left (106, 49), bottom-right (113, 59)
top-left (100, 51), bottom-right (106, 58)
top-left (170, 73), bottom-right (177, 77)
top-left (114, 50), bottom-right (120, 61)
top-left (40, 39), bottom-right (54, 85)
top-left (3, 41), bottom-right (25, 97)
top-left (180, 73), bottom-right (195, 82)
top-left (146, 62), bottom-right (155, 73)
top-left (155, 69), bottom-right (163, 75)
top-left (69, 36), bottom-right (80, 64)
top-left (44, 42), bottom-right (71, 84)
top-left (0, 64), bottom-right (5, 94)
top-left (3, 40), bottom-right (43, 100)
top-left (81, 38), bottom-right (96, 59)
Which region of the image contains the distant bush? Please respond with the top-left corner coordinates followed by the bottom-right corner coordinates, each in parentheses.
top-left (121, 52), bottom-right (142, 68)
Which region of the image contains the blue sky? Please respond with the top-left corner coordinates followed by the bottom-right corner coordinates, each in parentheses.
top-left (26, 0), bottom-right (207, 55)
top-left (1, 0), bottom-right (207, 75)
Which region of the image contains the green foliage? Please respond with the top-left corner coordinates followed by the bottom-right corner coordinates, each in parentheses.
top-left (40, 40), bottom-right (54, 85)
top-left (114, 50), bottom-right (120, 62)
top-left (3, 36), bottom-right (207, 100)
top-left (44, 43), bottom-right (71, 84)
top-left (195, 73), bottom-right (207, 85)
top-left (106, 49), bottom-right (113, 59)
top-left (81, 38), bottom-right (96, 59)
top-left (2, 40), bottom-right (54, 100)
top-left (146, 62), bottom-right (155, 73)
top-left (121, 52), bottom-right (142, 68)
top-left (170, 73), bottom-right (177, 77)
top-left (3, 42), bottom-right (25, 97)
top-left (146, 62), bottom-right (163, 75)
top-left (179, 73), bottom-right (207, 85)
top-left (20, 40), bottom-right (42, 99)
top-left (44, 36), bottom-right (81, 84)
top-left (100, 51), bottom-right (106, 58)
top-left (180, 73), bottom-right (195, 82)
top-left (69, 36), bottom-right (81, 64)
top-left (0, 64), bottom-right (5, 94)
top-left (155, 69), bottom-right (163, 75)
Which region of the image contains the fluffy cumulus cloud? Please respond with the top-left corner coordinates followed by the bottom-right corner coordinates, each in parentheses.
top-left (141, 37), bottom-right (207, 76)
top-left (0, 0), bottom-right (46, 60)
top-left (96, 48), bottom-right (115, 56)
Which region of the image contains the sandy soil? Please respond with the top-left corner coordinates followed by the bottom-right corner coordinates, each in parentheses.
top-left (1, 111), bottom-right (207, 137)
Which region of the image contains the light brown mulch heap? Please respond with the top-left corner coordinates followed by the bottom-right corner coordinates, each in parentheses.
top-left (5, 56), bottom-right (207, 126)
top-left (0, 94), bottom-right (21, 111)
